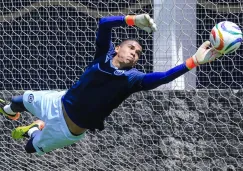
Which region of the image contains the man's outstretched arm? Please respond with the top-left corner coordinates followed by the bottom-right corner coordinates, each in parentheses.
top-left (95, 16), bottom-right (127, 58)
top-left (140, 41), bottom-right (223, 90)
top-left (141, 62), bottom-right (190, 90)
top-left (95, 14), bottom-right (157, 58)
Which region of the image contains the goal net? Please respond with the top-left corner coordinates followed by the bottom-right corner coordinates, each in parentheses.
top-left (0, 0), bottom-right (243, 170)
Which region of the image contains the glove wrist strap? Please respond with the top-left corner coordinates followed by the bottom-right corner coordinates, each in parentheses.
top-left (186, 57), bottom-right (197, 70)
top-left (125, 15), bottom-right (135, 26)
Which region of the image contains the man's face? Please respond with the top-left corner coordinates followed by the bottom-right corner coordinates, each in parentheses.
top-left (115, 40), bottom-right (142, 68)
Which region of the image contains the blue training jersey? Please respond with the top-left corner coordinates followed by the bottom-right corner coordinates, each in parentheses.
top-left (62, 16), bottom-right (190, 131)
top-left (62, 16), bottom-right (146, 130)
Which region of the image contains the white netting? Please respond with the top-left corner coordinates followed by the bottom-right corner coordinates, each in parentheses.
top-left (0, 0), bottom-right (154, 90)
top-left (196, 0), bottom-right (243, 89)
top-left (0, 0), bottom-right (243, 170)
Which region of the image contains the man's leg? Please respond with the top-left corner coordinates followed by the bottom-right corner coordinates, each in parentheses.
top-left (0, 95), bottom-right (26, 120)
top-left (25, 130), bottom-right (42, 153)
top-left (10, 95), bottom-right (27, 112)
top-left (11, 120), bottom-right (45, 140)
top-left (11, 120), bottom-right (45, 153)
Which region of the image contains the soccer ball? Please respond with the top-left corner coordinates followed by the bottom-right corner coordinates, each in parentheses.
top-left (209, 21), bottom-right (242, 54)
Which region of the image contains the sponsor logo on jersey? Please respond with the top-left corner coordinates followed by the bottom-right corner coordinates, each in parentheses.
top-left (28, 94), bottom-right (34, 103)
top-left (114, 70), bottom-right (125, 76)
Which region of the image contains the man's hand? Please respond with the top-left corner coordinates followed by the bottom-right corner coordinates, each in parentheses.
top-left (192, 41), bottom-right (222, 65)
top-left (125, 14), bottom-right (157, 33)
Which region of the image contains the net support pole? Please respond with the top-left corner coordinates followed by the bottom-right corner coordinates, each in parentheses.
top-left (153, 0), bottom-right (197, 90)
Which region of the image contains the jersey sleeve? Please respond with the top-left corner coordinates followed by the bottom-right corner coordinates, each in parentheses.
top-left (94, 16), bottom-right (127, 59)
top-left (126, 69), bottom-right (146, 91)
top-left (140, 62), bottom-right (190, 90)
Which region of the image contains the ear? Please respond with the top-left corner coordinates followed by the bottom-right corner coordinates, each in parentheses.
top-left (115, 45), bottom-right (120, 53)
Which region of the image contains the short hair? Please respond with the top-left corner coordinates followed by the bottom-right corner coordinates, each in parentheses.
top-left (119, 39), bottom-right (142, 48)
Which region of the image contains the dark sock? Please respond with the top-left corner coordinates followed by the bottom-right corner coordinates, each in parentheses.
top-left (11, 95), bottom-right (27, 112)
top-left (24, 130), bottom-right (41, 153)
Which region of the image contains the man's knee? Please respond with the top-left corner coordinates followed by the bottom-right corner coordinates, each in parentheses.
top-left (11, 95), bottom-right (27, 112)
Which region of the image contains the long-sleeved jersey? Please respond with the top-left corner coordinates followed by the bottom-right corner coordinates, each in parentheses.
top-left (62, 16), bottom-right (190, 131)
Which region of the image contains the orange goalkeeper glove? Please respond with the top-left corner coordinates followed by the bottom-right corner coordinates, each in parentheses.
top-left (186, 41), bottom-right (223, 69)
top-left (125, 14), bottom-right (157, 33)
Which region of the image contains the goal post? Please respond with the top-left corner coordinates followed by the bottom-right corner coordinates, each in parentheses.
top-left (153, 0), bottom-right (197, 90)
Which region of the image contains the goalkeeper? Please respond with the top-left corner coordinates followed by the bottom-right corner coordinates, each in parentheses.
top-left (0, 14), bottom-right (222, 155)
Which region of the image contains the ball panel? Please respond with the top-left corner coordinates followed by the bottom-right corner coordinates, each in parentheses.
top-left (224, 38), bottom-right (242, 53)
top-left (215, 26), bottom-right (224, 51)
top-left (221, 21), bottom-right (242, 35)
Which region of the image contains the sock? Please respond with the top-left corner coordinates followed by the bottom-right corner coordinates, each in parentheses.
top-left (28, 127), bottom-right (39, 137)
top-left (3, 105), bottom-right (16, 115)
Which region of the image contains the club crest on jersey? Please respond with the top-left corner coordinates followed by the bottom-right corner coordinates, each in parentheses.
top-left (114, 70), bottom-right (125, 76)
top-left (28, 94), bottom-right (34, 103)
